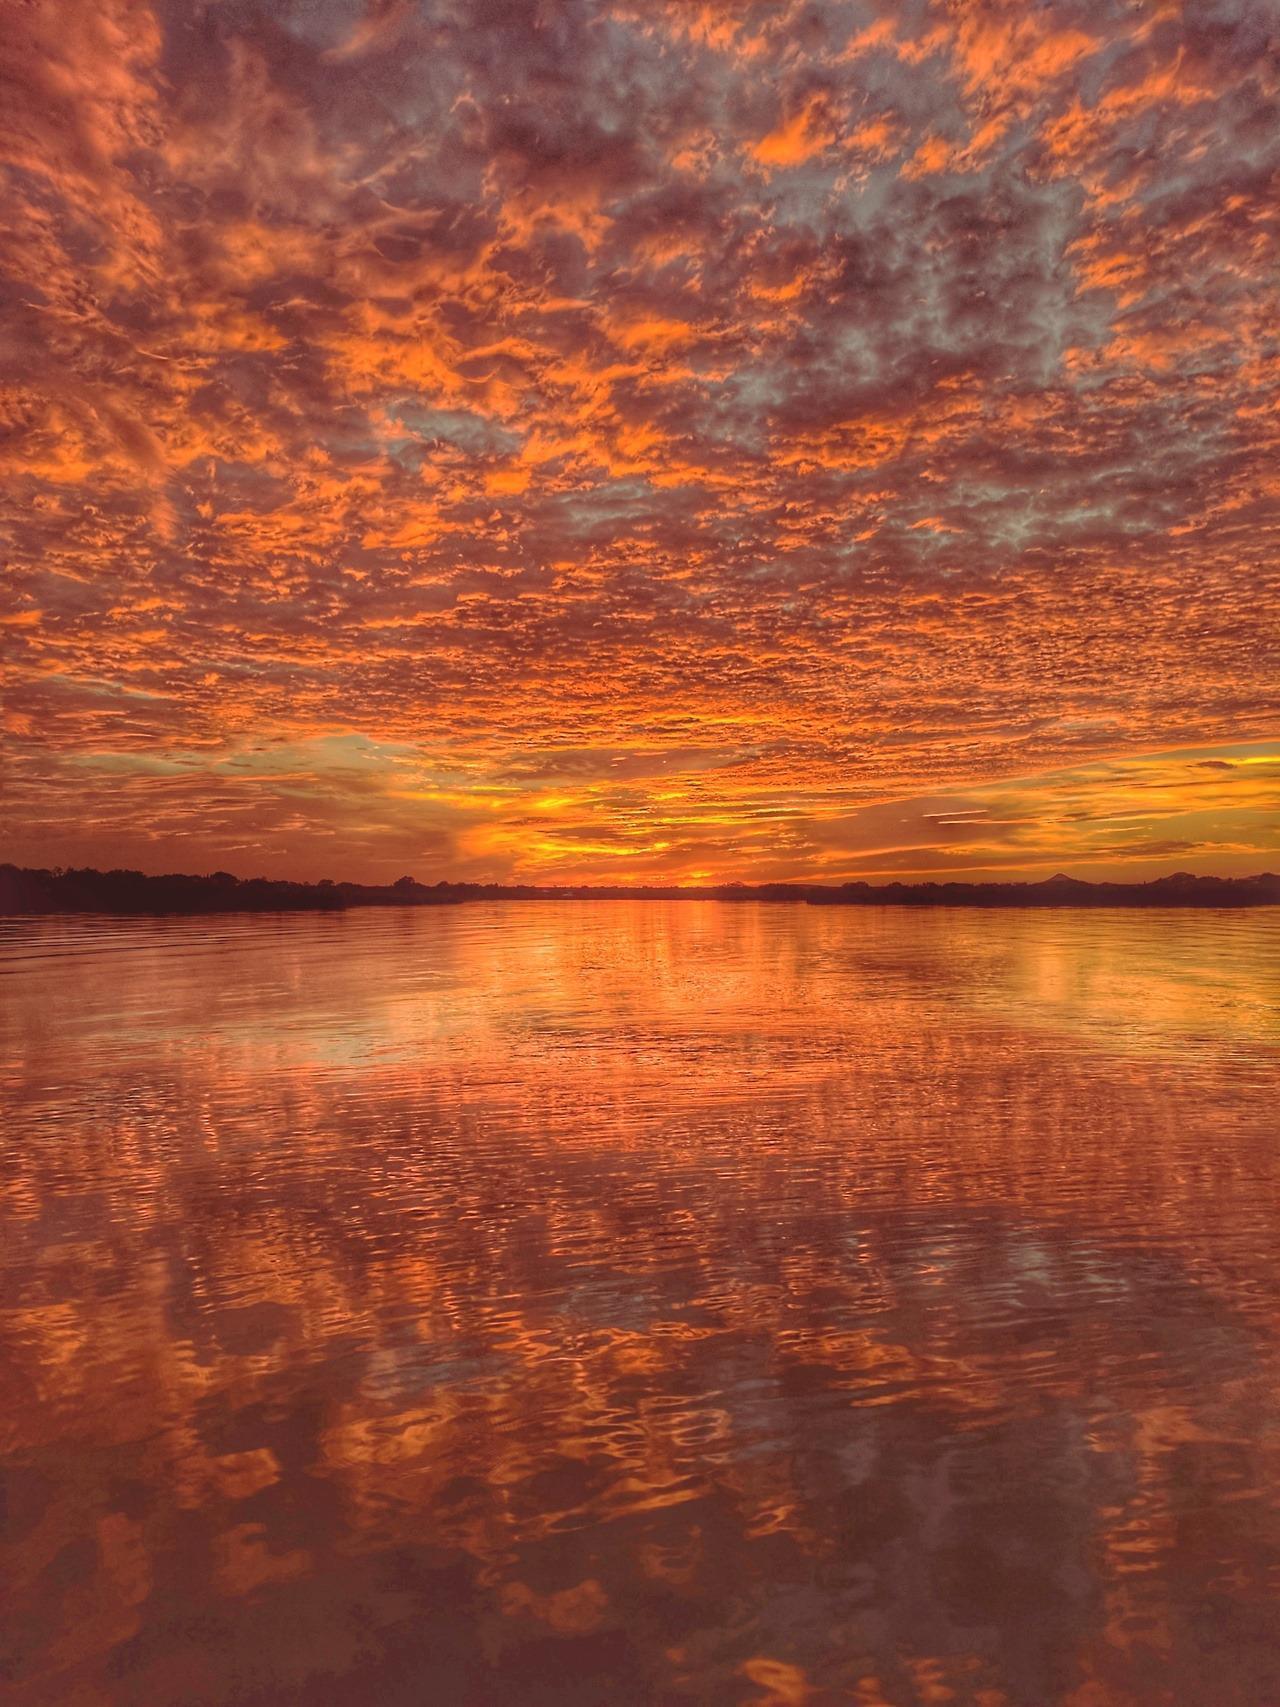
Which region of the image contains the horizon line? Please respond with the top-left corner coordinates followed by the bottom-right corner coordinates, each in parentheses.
top-left (4, 861), bottom-right (1277, 917)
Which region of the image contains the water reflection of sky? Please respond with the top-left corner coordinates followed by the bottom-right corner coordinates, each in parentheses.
top-left (4, 903), bottom-right (1276, 1084)
top-left (2, 904), bottom-right (1278, 1705)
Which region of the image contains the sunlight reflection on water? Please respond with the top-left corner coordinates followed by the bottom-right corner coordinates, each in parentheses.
top-left (2, 903), bottom-right (1278, 1705)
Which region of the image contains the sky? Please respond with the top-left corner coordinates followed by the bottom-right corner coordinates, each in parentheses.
top-left (2, 0), bottom-right (1277, 885)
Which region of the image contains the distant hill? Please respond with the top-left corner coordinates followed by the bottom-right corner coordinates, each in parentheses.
top-left (2, 864), bottom-right (1277, 915)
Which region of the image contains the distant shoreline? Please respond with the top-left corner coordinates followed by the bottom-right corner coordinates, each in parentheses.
top-left (2, 863), bottom-right (1277, 915)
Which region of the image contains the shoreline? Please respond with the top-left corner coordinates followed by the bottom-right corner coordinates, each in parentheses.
top-left (3, 864), bottom-right (1277, 916)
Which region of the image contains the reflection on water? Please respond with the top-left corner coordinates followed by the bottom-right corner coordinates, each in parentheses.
top-left (1, 903), bottom-right (1278, 1706)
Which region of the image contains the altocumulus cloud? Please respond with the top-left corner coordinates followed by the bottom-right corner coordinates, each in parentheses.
top-left (1, 0), bottom-right (1277, 880)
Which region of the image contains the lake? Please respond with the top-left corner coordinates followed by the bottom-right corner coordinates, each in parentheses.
top-left (2, 903), bottom-right (1278, 1705)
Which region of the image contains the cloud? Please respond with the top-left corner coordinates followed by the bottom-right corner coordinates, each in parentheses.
top-left (2, 0), bottom-right (1277, 881)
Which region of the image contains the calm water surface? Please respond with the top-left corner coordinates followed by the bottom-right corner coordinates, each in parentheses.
top-left (2, 903), bottom-right (1278, 1706)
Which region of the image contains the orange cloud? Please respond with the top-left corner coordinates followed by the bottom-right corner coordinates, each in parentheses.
top-left (750, 96), bottom-right (838, 168)
top-left (1, 0), bottom-right (1275, 885)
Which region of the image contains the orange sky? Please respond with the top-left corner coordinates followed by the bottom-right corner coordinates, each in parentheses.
top-left (2, 0), bottom-right (1277, 883)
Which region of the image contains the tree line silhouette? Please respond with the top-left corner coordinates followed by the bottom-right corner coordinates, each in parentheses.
top-left (2, 864), bottom-right (1276, 915)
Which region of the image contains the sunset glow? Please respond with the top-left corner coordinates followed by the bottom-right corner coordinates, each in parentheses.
top-left (3, 0), bottom-right (1277, 881)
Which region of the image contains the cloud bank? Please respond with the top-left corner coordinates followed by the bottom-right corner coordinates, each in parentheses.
top-left (2, 0), bottom-right (1277, 879)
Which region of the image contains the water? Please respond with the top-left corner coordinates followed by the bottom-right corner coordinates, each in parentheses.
top-left (1, 903), bottom-right (1277, 1706)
